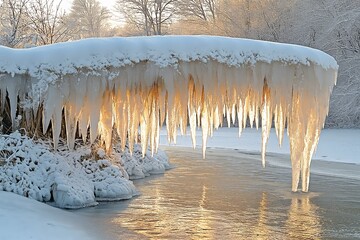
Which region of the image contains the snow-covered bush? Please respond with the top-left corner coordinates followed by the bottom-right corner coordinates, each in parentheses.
top-left (0, 132), bottom-right (169, 208)
top-left (0, 132), bottom-right (96, 208)
top-left (118, 144), bottom-right (170, 179)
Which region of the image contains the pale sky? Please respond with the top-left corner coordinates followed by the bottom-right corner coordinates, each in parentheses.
top-left (98, 0), bottom-right (118, 9)
top-left (62, 0), bottom-right (118, 10)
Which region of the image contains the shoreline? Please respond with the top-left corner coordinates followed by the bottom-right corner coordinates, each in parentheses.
top-left (162, 146), bottom-right (360, 182)
top-left (159, 128), bottom-right (360, 165)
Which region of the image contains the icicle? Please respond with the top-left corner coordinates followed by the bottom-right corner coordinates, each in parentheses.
top-left (261, 84), bottom-right (272, 167)
top-left (64, 103), bottom-right (77, 150)
top-left (237, 99), bottom-right (243, 137)
top-left (5, 75), bottom-right (21, 130)
top-left (189, 109), bottom-right (197, 149)
top-left (231, 104), bottom-right (236, 126)
top-left (99, 90), bottom-right (113, 153)
top-left (150, 86), bottom-right (159, 155)
top-left (201, 102), bottom-right (209, 159)
top-left (213, 106), bottom-right (220, 130)
top-left (88, 76), bottom-right (102, 144)
top-left (243, 93), bottom-right (250, 129)
top-left (43, 82), bottom-right (64, 149)
top-left (226, 105), bottom-right (231, 128)
top-left (188, 77), bottom-right (197, 148)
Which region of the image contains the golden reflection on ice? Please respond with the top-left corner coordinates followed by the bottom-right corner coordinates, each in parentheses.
top-left (111, 184), bottom-right (218, 239)
top-left (110, 191), bottom-right (322, 239)
top-left (286, 193), bottom-right (322, 239)
top-left (253, 192), bottom-right (270, 240)
top-left (193, 185), bottom-right (214, 240)
top-left (108, 149), bottom-right (324, 239)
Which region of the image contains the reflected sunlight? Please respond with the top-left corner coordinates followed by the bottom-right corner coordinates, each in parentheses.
top-left (286, 194), bottom-right (322, 239)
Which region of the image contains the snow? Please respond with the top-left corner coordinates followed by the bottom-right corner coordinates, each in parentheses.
top-left (0, 35), bottom-right (338, 193)
top-left (0, 36), bottom-right (338, 76)
top-left (0, 132), bottom-right (169, 208)
top-left (0, 191), bottom-right (96, 240)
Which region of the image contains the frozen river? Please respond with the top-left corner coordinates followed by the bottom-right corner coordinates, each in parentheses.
top-left (76, 147), bottom-right (360, 239)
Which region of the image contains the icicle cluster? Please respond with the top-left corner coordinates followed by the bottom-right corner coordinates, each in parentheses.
top-left (0, 36), bottom-right (338, 192)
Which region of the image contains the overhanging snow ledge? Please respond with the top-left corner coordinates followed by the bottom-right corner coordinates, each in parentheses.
top-left (0, 36), bottom-right (338, 193)
top-left (0, 36), bottom-right (338, 76)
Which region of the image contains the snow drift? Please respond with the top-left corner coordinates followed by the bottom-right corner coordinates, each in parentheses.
top-left (0, 35), bottom-right (338, 192)
top-left (0, 132), bottom-right (169, 208)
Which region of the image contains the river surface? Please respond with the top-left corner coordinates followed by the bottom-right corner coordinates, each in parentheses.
top-left (76, 147), bottom-right (360, 240)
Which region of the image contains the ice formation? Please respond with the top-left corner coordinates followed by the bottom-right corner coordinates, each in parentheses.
top-left (0, 36), bottom-right (338, 192)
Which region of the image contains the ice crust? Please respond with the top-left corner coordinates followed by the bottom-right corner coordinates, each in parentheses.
top-left (0, 36), bottom-right (338, 192)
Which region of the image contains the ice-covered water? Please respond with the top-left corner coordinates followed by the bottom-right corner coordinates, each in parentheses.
top-left (75, 147), bottom-right (360, 239)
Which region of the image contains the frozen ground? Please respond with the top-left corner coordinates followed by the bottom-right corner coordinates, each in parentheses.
top-left (1, 128), bottom-right (359, 239)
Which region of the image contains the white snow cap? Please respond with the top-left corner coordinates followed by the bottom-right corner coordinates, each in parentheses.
top-left (0, 36), bottom-right (338, 193)
top-left (0, 35), bottom-right (338, 75)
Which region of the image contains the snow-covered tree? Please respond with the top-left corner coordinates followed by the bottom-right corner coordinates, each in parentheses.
top-left (26, 0), bottom-right (72, 45)
top-left (115, 0), bottom-right (177, 36)
top-left (176, 0), bottom-right (217, 22)
top-left (68, 0), bottom-right (111, 38)
top-left (0, 0), bottom-right (31, 47)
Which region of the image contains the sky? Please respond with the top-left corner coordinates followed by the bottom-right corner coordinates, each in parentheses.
top-left (99, 0), bottom-right (118, 9)
top-left (62, 0), bottom-right (118, 10)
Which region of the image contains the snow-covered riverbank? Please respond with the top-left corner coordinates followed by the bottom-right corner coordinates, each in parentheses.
top-left (0, 191), bottom-right (99, 240)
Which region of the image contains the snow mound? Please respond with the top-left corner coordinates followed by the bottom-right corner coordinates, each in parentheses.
top-left (0, 132), bottom-right (96, 208)
top-left (0, 191), bottom-right (96, 240)
top-left (0, 132), bottom-right (169, 208)
top-left (118, 144), bottom-right (171, 180)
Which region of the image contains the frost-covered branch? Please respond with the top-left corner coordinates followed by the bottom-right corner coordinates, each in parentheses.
top-left (25, 0), bottom-right (71, 45)
top-left (0, 0), bottom-right (31, 47)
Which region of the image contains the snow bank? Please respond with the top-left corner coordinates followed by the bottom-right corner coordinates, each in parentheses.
top-left (0, 36), bottom-right (338, 192)
top-left (0, 132), bottom-right (169, 208)
top-left (0, 191), bottom-right (97, 240)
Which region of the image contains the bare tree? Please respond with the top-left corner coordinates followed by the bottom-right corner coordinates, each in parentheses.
top-left (115, 0), bottom-right (177, 36)
top-left (0, 0), bottom-right (30, 47)
top-left (176, 0), bottom-right (217, 22)
top-left (26, 0), bottom-right (72, 45)
top-left (255, 0), bottom-right (296, 42)
top-left (69, 0), bottom-right (111, 38)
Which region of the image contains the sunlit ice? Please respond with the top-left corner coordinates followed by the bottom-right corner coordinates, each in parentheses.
top-left (0, 35), bottom-right (338, 192)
